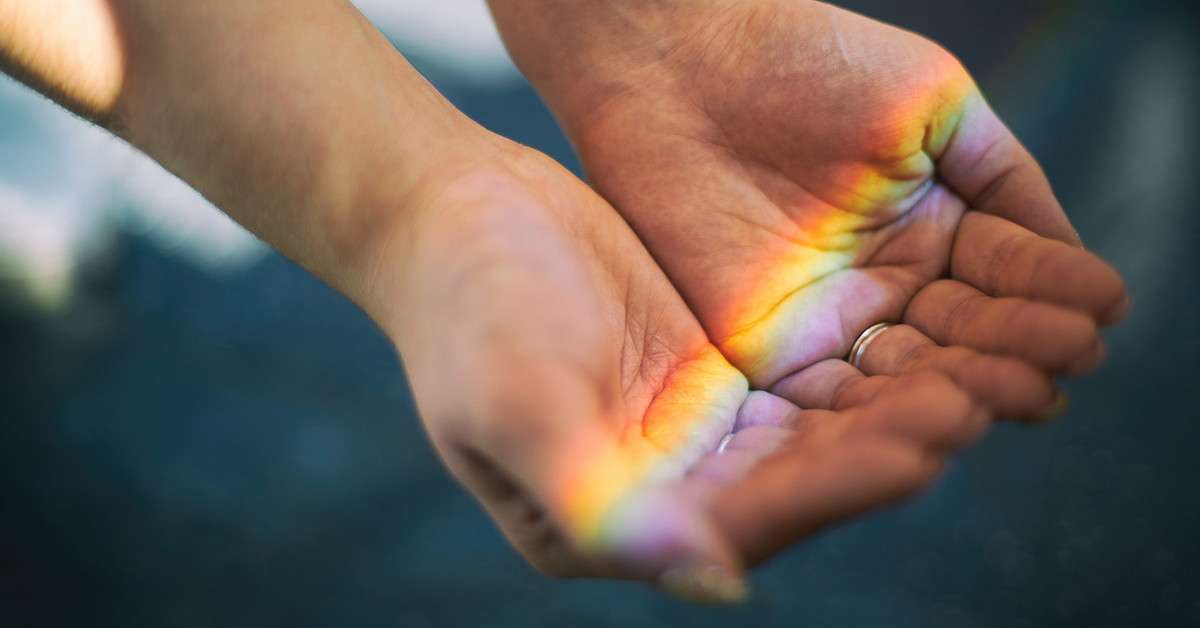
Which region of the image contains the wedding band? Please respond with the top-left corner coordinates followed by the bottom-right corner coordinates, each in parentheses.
top-left (848, 322), bottom-right (894, 370)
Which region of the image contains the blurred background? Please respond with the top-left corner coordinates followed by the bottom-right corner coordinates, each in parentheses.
top-left (1, 1), bottom-right (1197, 626)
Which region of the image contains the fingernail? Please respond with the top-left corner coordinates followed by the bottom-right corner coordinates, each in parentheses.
top-left (1031, 390), bottom-right (1069, 423)
top-left (658, 564), bottom-right (748, 604)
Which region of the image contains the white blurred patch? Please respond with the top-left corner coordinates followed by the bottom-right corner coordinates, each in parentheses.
top-left (1085, 22), bottom-right (1197, 347)
top-left (351, 0), bottom-right (521, 85)
top-left (1, 76), bottom-right (268, 314)
top-left (0, 183), bottom-right (101, 311)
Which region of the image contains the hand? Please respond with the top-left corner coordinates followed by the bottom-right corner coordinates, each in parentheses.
top-left (371, 135), bottom-right (989, 600)
top-left (489, 0), bottom-right (1129, 418)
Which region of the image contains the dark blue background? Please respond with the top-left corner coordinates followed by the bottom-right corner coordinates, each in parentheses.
top-left (3, 1), bottom-right (1198, 626)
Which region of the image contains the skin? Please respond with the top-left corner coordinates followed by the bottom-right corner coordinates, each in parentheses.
top-left (487, 0), bottom-right (1130, 420)
top-left (391, 144), bottom-right (988, 600)
top-left (0, 0), bottom-right (1112, 603)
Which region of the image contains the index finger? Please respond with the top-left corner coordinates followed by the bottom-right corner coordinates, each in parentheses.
top-left (934, 90), bottom-right (1082, 246)
top-left (950, 212), bottom-right (1128, 323)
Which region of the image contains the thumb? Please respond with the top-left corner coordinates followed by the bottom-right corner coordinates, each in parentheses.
top-left (931, 88), bottom-right (1083, 247)
top-left (452, 373), bottom-right (747, 603)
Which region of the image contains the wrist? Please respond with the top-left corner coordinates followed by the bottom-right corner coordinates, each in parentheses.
top-left (350, 131), bottom-right (535, 341)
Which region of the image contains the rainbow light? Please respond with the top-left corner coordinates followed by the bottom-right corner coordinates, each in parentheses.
top-left (553, 345), bottom-right (748, 550)
top-left (719, 60), bottom-right (973, 386)
top-left (550, 60), bottom-right (975, 556)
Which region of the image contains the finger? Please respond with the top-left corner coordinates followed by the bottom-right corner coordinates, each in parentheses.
top-left (686, 445), bottom-right (762, 487)
top-left (733, 390), bottom-right (829, 431)
top-left (686, 425), bottom-right (799, 487)
top-left (711, 375), bottom-right (981, 567)
top-left (719, 424), bottom-right (798, 455)
top-left (933, 90), bottom-right (1081, 246)
top-left (842, 371), bottom-right (990, 452)
top-left (1067, 339), bottom-right (1107, 374)
top-left (951, 212), bottom-right (1128, 322)
top-left (689, 396), bottom-right (855, 500)
top-left (769, 359), bottom-right (891, 411)
top-left (714, 438), bottom-right (939, 567)
top-left (856, 323), bottom-right (1059, 420)
top-left (697, 371), bottom-right (980, 493)
top-left (745, 371), bottom-right (984, 448)
top-left (905, 279), bottom-right (1101, 373)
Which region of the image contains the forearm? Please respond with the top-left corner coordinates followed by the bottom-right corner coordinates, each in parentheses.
top-left (1, 0), bottom-right (483, 310)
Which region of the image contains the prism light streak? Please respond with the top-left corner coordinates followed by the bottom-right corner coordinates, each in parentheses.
top-left (553, 345), bottom-right (747, 550)
top-left (545, 74), bottom-right (974, 554)
top-left (547, 197), bottom-right (873, 553)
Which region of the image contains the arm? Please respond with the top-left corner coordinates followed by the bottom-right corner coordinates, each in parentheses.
top-left (0, 0), bottom-right (752, 594)
top-left (0, 0), bottom-right (480, 316)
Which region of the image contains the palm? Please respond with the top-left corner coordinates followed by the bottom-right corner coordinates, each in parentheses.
top-left (564, 1), bottom-right (1125, 415)
top-left (394, 143), bottom-right (985, 596)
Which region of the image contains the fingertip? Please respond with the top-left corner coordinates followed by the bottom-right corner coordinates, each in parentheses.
top-left (957, 352), bottom-right (1056, 419)
top-left (1028, 389), bottom-right (1070, 423)
top-left (1015, 305), bottom-right (1099, 370)
top-left (657, 563), bottom-right (749, 605)
top-left (1077, 255), bottom-right (1129, 321)
top-left (1062, 338), bottom-right (1107, 375)
top-left (960, 403), bottom-right (994, 448)
top-left (1100, 292), bottom-right (1133, 326)
top-left (609, 488), bottom-right (746, 598)
top-left (1038, 246), bottom-right (1127, 319)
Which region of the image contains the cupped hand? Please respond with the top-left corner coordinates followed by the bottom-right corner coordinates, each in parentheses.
top-left (369, 135), bottom-right (988, 601)
top-left (499, 0), bottom-right (1128, 418)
